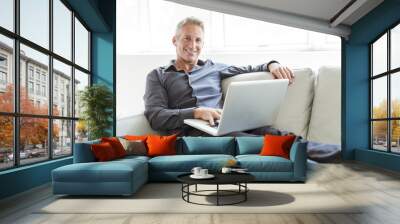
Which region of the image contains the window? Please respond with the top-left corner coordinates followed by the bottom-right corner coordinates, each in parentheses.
top-left (0, 54), bottom-right (8, 87)
top-left (75, 18), bottom-right (89, 69)
top-left (42, 85), bottom-right (46, 97)
top-left (53, 0), bottom-right (72, 60)
top-left (0, 34), bottom-right (13, 113)
top-left (0, 0), bottom-right (91, 170)
top-left (53, 59), bottom-right (72, 117)
top-left (28, 81), bottom-right (34, 94)
top-left (28, 67), bottom-right (34, 80)
top-left (35, 70), bottom-right (41, 81)
top-left (0, 0), bottom-right (14, 32)
top-left (20, 0), bottom-right (49, 49)
top-left (371, 23), bottom-right (400, 154)
top-left (35, 83), bottom-right (40, 95)
top-left (0, 71), bottom-right (6, 85)
top-left (0, 55), bottom-right (7, 67)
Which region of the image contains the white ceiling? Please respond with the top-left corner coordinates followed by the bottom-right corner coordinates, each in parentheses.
top-left (166, 0), bottom-right (384, 38)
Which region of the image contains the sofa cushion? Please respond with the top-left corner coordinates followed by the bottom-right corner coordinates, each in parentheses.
top-left (180, 137), bottom-right (235, 155)
top-left (90, 142), bottom-right (118, 161)
top-left (101, 137), bottom-right (127, 158)
top-left (52, 159), bottom-right (147, 183)
top-left (259, 135), bottom-right (297, 159)
top-left (236, 155), bottom-right (293, 172)
top-left (307, 66), bottom-right (341, 145)
top-left (147, 134), bottom-right (177, 157)
top-left (236, 137), bottom-right (264, 155)
top-left (118, 138), bottom-right (147, 156)
top-left (273, 68), bottom-right (315, 138)
top-left (148, 154), bottom-right (235, 172)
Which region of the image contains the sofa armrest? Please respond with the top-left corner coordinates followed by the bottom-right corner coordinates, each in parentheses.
top-left (73, 140), bottom-right (100, 163)
top-left (289, 139), bottom-right (308, 181)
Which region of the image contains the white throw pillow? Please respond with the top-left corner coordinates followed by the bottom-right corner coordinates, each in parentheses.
top-left (272, 68), bottom-right (315, 138)
top-left (307, 66), bottom-right (341, 145)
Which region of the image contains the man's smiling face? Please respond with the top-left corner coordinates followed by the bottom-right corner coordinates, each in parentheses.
top-left (173, 24), bottom-right (204, 65)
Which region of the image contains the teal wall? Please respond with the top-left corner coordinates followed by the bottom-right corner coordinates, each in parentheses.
top-left (0, 158), bottom-right (72, 199)
top-left (0, 0), bottom-right (116, 200)
top-left (343, 0), bottom-right (400, 171)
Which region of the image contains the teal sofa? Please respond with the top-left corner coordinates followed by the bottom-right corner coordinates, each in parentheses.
top-left (52, 136), bottom-right (307, 196)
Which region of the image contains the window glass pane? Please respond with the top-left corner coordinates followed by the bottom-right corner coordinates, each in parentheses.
top-left (53, 0), bottom-right (72, 60)
top-left (372, 121), bottom-right (388, 151)
top-left (391, 120), bottom-right (400, 153)
top-left (20, 44), bottom-right (49, 115)
top-left (53, 119), bottom-right (72, 157)
top-left (0, 0), bottom-right (14, 31)
top-left (75, 18), bottom-right (89, 69)
top-left (74, 69), bottom-right (89, 118)
top-left (0, 34), bottom-right (14, 112)
top-left (20, 0), bottom-right (49, 49)
top-left (53, 59), bottom-right (72, 117)
top-left (20, 117), bottom-right (49, 165)
top-left (372, 34), bottom-right (387, 76)
top-left (75, 120), bottom-right (89, 143)
top-left (75, 120), bottom-right (88, 143)
top-left (0, 116), bottom-right (13, 170)
top-left (391, 72), bottom-right (400, 118)
top-left (372, 77), bottom-right (387, 119)
top-left (391, 24), bottom-right (400, 70)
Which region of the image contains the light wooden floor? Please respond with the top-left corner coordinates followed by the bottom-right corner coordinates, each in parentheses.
top-left (1, 161), bottom-right (400, 224)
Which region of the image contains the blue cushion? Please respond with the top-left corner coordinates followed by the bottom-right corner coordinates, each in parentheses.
top-left (53, 159), bottom-right (147, 183)
top-left (236, 137), bottom-right (264, 155)
top-left (236, 155), bottom-right (293, 172)
top-left (180, 137), bottom-right (235, 155)
top-left (149, 154), bottom-right (235, 172)
top-left (73, 140), bottom-right (100, 163)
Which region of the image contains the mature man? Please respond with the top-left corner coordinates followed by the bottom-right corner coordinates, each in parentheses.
top-left (144, 17), bottom-right (294, 136)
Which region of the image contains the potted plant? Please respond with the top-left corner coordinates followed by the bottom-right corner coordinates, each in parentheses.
top-left (79, 84), bottom-right (113, 140)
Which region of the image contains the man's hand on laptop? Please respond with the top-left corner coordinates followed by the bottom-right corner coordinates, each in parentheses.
top-left (193, 107), bottom-right (222, 126)
top-left (268, 62), bottom-right (294, 85)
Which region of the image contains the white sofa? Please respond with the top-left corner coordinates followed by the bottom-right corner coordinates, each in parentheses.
top-left (117, 66), bottom-right (341, 149)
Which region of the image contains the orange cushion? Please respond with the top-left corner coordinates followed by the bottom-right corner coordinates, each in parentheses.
top-left (101, 137), bottom-right (127, 158)
top-left (124, 135), bottom-right (148, 141)
top-left (259, 135), bottom-right (296, 159)
top-left (91, 142), bottom-right (118, 161)
top-left (146, 134), bottom-right (177, 157)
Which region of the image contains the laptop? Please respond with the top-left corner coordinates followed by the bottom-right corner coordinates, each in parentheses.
top-left (184, 79), bottom-right (289, 136)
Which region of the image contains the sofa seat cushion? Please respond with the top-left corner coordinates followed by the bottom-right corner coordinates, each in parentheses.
top-left (236, 155), bottom-right (293, 172)
top-left (118, 155), bottom-right (150, 162)
top-left (53, 159), bottom-right (147, 183)
top-left (179, 137), bottom-right (235, 155)
top-left (149, 154), bottom-right (235, 172)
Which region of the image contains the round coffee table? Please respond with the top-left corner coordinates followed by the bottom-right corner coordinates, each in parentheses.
top-left (177, 173), bottom-right (255, 206)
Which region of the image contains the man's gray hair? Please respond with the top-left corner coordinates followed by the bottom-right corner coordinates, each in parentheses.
top-left (175, 17), bottom-right (204, 36)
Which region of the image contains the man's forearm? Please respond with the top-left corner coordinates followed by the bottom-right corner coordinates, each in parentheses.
top-left (144, 106), bottom-right (195, 131)
top-left (220, 60), bottom-right (279, 78)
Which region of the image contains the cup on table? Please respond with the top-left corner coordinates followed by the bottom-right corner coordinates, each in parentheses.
top-left (221, 167), bottom-right (232, 174)
top-left (191, 167), bottom-right (202, 176)
top-left (199, 168), bottom-right (208, 176)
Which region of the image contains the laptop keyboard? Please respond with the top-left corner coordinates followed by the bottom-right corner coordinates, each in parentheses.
top-left (209, 120), bottom-right (220, 128)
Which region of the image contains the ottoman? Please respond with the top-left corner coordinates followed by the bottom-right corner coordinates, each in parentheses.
top-left (52, 157), bottom-right (148, 196)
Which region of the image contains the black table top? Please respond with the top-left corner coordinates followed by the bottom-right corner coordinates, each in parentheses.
top-left (177, 172), bottom-right (255, 185)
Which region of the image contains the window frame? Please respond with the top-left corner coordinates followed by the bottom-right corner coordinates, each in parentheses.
top-left (0, 0), bottom-right (92, 171)
top-left (370, 20), bottom-right (400, 154)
